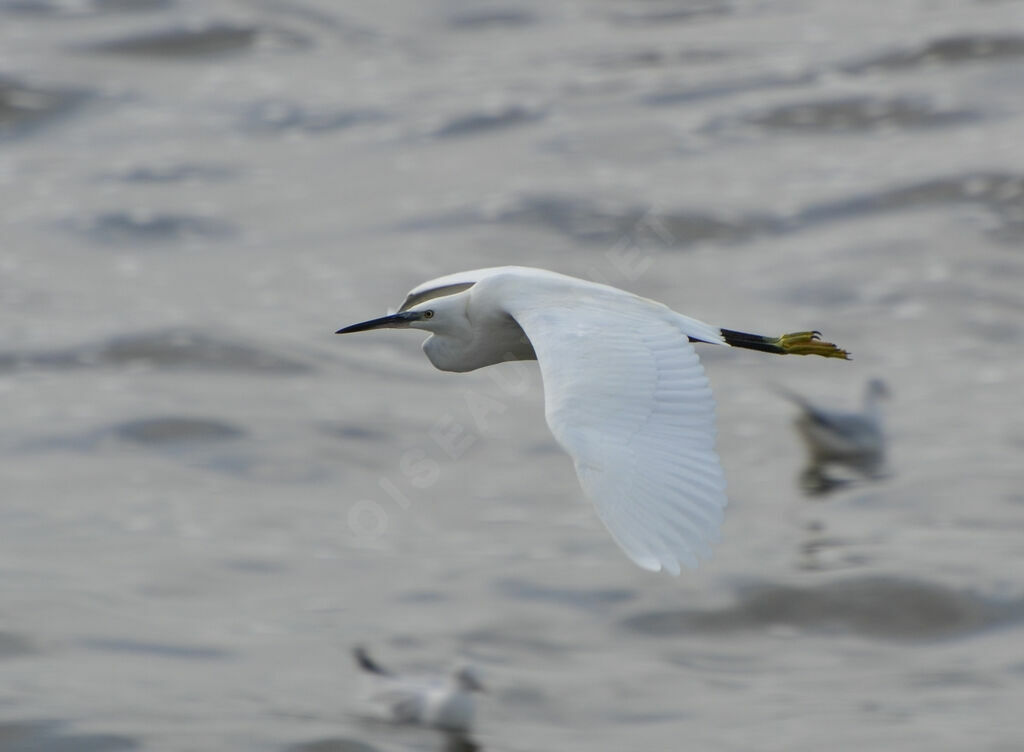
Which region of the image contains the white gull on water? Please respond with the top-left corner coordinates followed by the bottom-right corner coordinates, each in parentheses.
top-left (779, 378), bottom-right (889, 492)
top-left (352, 646), bottom-right (485, 734)
top-left (338, 266), bottom-right (849, 573)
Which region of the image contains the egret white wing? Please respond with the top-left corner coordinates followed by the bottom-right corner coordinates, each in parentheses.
top-left (506, 293), bottom-right (727, 574)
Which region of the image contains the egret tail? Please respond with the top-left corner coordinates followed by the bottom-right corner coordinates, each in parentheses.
top-left (716, 329), bottom-right (850, 359)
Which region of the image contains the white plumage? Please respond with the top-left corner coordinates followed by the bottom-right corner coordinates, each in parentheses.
top-left (338, 266), bottom-right (848, 573)
top-left (352, 647), bottom-right (484, 734)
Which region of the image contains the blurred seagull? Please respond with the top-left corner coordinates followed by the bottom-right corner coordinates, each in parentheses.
top-left (778, 378), bottom-right (889, 493)
top-left (337, 266), bottom-right (848, 573)
top-left (352, 646), bottom-right (485, 734)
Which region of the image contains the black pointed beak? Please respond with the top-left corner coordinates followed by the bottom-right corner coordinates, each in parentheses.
top-left (336, 311), bottom-right (417, 334)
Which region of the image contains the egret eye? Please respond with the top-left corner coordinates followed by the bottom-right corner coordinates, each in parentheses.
top-left (422, 310), bottom-right (434, 320)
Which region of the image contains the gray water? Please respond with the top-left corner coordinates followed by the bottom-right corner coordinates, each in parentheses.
top-left (2, 1), bottom-right (1024, 750)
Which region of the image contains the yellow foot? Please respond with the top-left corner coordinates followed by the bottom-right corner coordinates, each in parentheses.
top-left (775, 331), bottom-right (851, 359)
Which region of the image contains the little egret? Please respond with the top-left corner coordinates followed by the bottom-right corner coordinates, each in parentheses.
top-left (779, 379), bottom-right (888, 493)
top-left (352, 646), bottom-right (484, 733)
top-left (337, 266), bottom-right (849, 573)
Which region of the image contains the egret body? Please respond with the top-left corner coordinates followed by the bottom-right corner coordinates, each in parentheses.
top-left (338, 266), bottom-right (848, 574)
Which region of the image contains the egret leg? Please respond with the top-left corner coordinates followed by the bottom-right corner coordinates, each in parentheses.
top-left (719, 328), bottom-right (850, 360)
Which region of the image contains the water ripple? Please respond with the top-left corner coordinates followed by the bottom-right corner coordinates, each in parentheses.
top-left (738, 95), bottom-right (976, 133)
top-left (400, 193), bottom-right (772, 247)
top-left (0, 328), bottom-right (312, 374)
top-left (446, 8), bottom-right (536, 30)
top-left (402, 171), bottom-right (1024, 248)
top-left (610, 3), bottom-right (730, 26)
top-left (242, 100), bottom-right (386, 135)
top-left (493, 577), bottom-right (636, 611)
top-left (1, 0), bottom-right (169, 16)
top-left (0, 76), bottom-right (87, 140)
top-left (79, 637), bottom-right (234, 660)
top-left (796, 172), bottom-right (1024, 236)
top-left (99, 163), bottom-right (239, 184)
top-left (86, 22), bottom-right (311, 57)
top-left (284, 740), bottom-right (382, 752)
top-left (643, 72), bottom-right (813, 107)
top-left (621, 577), bottom-right (1024, 641)
top-left (434, 106), bottom-right (545, 139)
top-left (844, 34), bottom-right (1024, 74)
top-left (114, 417), bottom-right (246, 445)
top-left (69, 211), bottom-right (236, 245)
top-left (0, 631), bottom-right (35, 659)
top-left (0, 721), bottom-right (139, 752)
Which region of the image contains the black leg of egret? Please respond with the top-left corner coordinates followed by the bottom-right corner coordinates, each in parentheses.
top-left (697, 329), bottom-right (850, 359)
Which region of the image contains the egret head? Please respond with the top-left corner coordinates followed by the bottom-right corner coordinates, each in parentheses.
top-left (336, 306), bottom-right (435, 334)
top-left (336, 294), bottom-right (468, 336)
top-left (338, 279), bottom-right (478, 337)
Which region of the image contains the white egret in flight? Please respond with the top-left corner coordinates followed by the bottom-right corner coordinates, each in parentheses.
top-left (337, 266), bottom-right (848, 573)
top-left (352, 646), bottom-right (484, 734)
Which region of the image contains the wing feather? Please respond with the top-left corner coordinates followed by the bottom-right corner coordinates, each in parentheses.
top-left (504, 288), bottom-right (727, 573)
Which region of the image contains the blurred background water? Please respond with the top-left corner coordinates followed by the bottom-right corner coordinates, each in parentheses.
top-left (2, 1), bottom-right (1024, 750)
